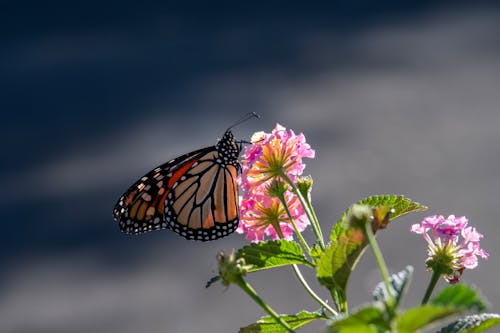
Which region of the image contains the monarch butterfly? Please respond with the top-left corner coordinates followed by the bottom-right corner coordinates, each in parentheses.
top-left (113, 113), bottom-right (258, 241)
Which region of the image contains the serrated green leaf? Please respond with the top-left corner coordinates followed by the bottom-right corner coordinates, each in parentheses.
top-left (356, 194), bottom-right (428, 222)
top-left (334, 195), bottom-right (427, 237)
top-left (373, 266), bottom-right (413, 307)
top-left (431, 284), bottom-right (487, 313)
top-left (397, 305), bottom-right (459, 333)
top-left (239, 311), bottom-right (325, 333)
top-left (317, 195), bottom-right (426, 310)
top-left (397, 285), bottom-right (488, 333)
top-left (435, 313), bottom-right (500, 333)
top-left (236, 240), bottom-right (312, 273)
top-left (326, 305), bottom-right (389, 333)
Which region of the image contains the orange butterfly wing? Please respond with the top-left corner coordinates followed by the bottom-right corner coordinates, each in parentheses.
top-left (113, 130), bottom-right (241, 241)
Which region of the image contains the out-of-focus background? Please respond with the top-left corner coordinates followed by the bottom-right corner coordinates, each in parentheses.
top-left (1, 1), bottom-right (499, 332)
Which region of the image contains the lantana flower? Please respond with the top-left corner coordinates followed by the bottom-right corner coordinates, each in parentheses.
top-left (240, 124), bottom-right (315, 192)
top-left (238, 190), bottom-right (309, 242)
top-left (411, 215), bottom-right (489, 283)
top-left (237, 124), bottom-right (314, 242)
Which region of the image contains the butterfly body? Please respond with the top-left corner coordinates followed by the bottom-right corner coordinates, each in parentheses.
top-left (113, 130), bottom-right (241, 241)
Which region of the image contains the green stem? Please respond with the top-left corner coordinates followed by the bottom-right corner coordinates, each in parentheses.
top-left (291, 264), bottom-right (338, 316)
top-left (421, 269), bottom-right (441, 305)
top-left (272, 220), bottom-right (337, 316)
top-left (277, 194), bottom-right (311, 254)
top-left (280, 172), bottom-right (325, 250)
top-left (235, 277), bottom-right (296, 333)
top-left (332, 290), bottom-right (348, 314)
top-left (363, 220), bottom-right (395, 306)
top-left (306, 198), bottom-right (324, 241)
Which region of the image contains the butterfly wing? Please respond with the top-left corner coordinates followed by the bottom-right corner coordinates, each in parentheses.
top-left (113, 145), bottom-right (240, 241)
top-left (164, 149), bottom-right (240, 241)
top-left (113, 147), bottom-right (214, 234)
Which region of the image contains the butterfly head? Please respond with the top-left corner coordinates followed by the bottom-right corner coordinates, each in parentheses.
top-left (217, 130), bottom-right (241, 166)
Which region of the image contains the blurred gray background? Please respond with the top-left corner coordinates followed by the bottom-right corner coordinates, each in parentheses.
top-left (1, 2), bottom-right (499, 332)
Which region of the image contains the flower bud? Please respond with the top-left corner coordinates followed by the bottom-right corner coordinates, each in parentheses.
top-left (296, 175), bottom-right (313, 199)
top-left (217, 250), bottom-right (253, 287)
top-left (266, 179), bottom-right (289, 198)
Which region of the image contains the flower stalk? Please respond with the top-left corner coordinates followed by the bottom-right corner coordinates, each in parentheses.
top-left (235, 276), bottom-right (297, 333)
top-left (364, 222), bottom-right (396, 307)
top-left (274, 194), bottom-right (338, 316)
top-left (281, 171), bottom-right (325, 250)
top-left (291, 264), bottom-right (338, 316)
top-left (276, 192), bottom-right (311, 254)
top-left (421, 269), bottom-right (441, 305)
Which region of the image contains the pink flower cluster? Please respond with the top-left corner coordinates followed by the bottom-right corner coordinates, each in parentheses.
top-left (411, 215), bottom-right (489, 281)
top-left (237, 124), bottom-right (315, 242)
top-left (240, 124), bottom-right (315, 191)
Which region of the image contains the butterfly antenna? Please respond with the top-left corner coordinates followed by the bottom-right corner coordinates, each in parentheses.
top-left (227, 112), bottom-right (260, 131)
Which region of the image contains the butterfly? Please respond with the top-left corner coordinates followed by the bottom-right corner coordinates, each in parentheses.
top-left (113, 113), bottom-right (258, 241)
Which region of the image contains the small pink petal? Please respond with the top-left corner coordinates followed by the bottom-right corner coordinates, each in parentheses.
top-left (410, 223), bottom-right (426, 234)
top-left (477, 248), bottom-right (489, 259)
top-left (460, 254), bottom-right (478, 269)
top-left (421, 215), bottom-right (445, 229)
top-left (461, 226), bottom-right (483, 243)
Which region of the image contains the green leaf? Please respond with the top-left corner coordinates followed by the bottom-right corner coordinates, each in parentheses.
top-left (435, 313), bottom-right (500, 333)
top-left (328, 324), bottom-right (378, 333)
top-left (431, 284), bottom-right (487, 313)
top-left (236, 240), bottom-right (313, 273)
top-left (397, 285), bottom-right (489, 333)
top-left (397, 305), bottom-right (461, 333)
top-left (317, 195), bottom-right (426, 309)
top-left (326, 305), bottom-right (389, 333)
top-left (317, 204), bottom-right (371, 311)
top-left (352, 194), bottom-right (427, 222)
top-left (310, 243), bottom-right (324, 262)
top-left (239, 311), bottom-right (325, 333)
top-left (373, 266), bottom-right (413, 307)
